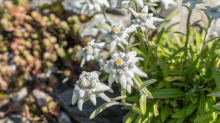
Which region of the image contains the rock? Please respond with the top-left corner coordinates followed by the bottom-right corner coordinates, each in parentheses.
top-left (32, 90), bottom-right (47, 107)
top-left (12, 87), bottom-right (28, 102)
top-left (58, 85), bottom-right (126, 123)
top-left (163, 0), bottom-right (220, 34)
top-left (62, 0), bottom-right (122, 16)
top-left (59, 111), bottom-right (71, 123)
top-left (0, 112), bottom-right (37, 123)
top-left (29, 0), bottom-right (57, 10)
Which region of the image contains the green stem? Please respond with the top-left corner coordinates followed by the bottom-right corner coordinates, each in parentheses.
top-left (199, 18), bottom-right (213, 58)
top-left (184, 10), bottom-right (192, 60)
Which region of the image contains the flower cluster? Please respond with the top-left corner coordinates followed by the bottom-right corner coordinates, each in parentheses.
top-left (76, 39), bottom-right (105, 67)
top-left (129, 6), bottom-right (164, 31)
top-left (104, 51), bottom-right (147, 93)
top-left (102, 21), bottom-right (136, 52)
top-left (80, 0), bottom-right (109, 14)
top-left (72, 71), bottom-right (112, 111)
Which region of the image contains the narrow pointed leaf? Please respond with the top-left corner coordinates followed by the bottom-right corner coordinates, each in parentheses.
top-left (90, 102), bottom-right (115, 119)
top-left (140, 95), bottom-right (147, 114)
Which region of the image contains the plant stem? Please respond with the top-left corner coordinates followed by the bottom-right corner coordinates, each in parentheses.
top-left (184, 10), bottom-right (192, 60)
top-left (199, 18), bottom-right (213, 57)
top-left (102, 7), bottom-right (110, 25)
top-left (143, 31), bottom-right (157, 63)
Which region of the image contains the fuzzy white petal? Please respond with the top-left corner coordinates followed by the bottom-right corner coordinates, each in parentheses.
top-left (127, 77), bottom-right (134, 85)
top-left (119, 75), bottom-right (127, 89)
top-left (89, 94), bottom-right (97, 105)
top-left (98, 93), bottom-right (111, 102)
top-left (108, 73), bottom-right (115, 87)
top-left (132, 65), bottom-right (148, 77)
top-left (72, 90), bottom-right (79, 105)
top-left (78, 98), bottom-right (84, 111)
top-left (76, 51), bottom-right (84, 57)
top-left (110, 40), bottom-right (117, 53)
top-left (129, 8), bottom-right (139, 17)
top-left (80, 58), bottom-right (86, 67)
top-left (127, 84), bottom-right (132, 94)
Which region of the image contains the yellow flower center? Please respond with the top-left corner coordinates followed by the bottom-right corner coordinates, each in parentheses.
top-left (211, 7), bottom-right (217, 12)
top-left (139, 13), bottom-right (145, 18)
top-left (113, 27), bottom-right (120, 34)
top-left (115, 59), bottom-right (123, 66)
top-left (81, 79), bottom-right (89, 87)
top-left (86, 45), bottom-right (92, 51)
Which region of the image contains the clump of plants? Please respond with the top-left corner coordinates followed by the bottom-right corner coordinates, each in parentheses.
top-left (0, 0), bottom-right (90, 121)
top-left (72, 0), bottom-right (220, 122)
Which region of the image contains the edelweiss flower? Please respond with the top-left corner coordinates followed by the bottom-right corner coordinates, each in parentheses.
top-left (117, 0), bottom-right (144, 8)
top-left (76, 39), bottom-right (105, 67)
top-left (150, 0), bottom-right (177, 10)
top-left (72, 71), bottom-right (113, 111)
top-left (201, 5), bottom-right (220, 20)
top-left (80, 0), bottom-right (109, 14)
top-left (104, 51), bottom-right (147, 94)
top-left (182, 0), bottom-right (203, 9)
top-left (102, 20), bottom-right (136, 53)
top-left (129, 6), bottom-right (164, 32)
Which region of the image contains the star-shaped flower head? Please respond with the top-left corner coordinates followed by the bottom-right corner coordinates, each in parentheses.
top-left (72, 71), bottom-right (113, 111)
top-left (102, 20), bottom-right (136, 53)
top-left (201, 5), bottom-right (220, 20)
top-left (150, 0), bottom-right (177, 10)
top-left (81, 0), bottom-right (109, 14)
top-left (76, 39), bottom-right (105, 67)
top-left (182, 0), bottom-right (203, 9)
top-left (104, 51), bottom-right (147, 94)
top-left (129, 6), bottom-right (164, 32)
top-left (117, 0), bottom-right (144, 8)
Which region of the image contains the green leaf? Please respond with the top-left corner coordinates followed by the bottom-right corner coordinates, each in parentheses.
top-left (154, 28), bottom-right (165, 57)
top-left (126, 43), bottom-right (141, 53)
top-left (130, 1), bottom-right (136, 11)
top-left (207, 97), bottom-right (214, 112)
top-left (190, 20), bottom-right (201, 27)
top-left (126, 96), bottom-right (140, 103)
top-left (194, 112), bottom-right (217, 123)
top-left (123, 110), bottom-right (133, 122)
top-left (140, 95), bottom-right (147, 114)
top-left (170, 100), bottom-right (177, 107)
top-left (90, 102), bottom-right (115, 119)
top-left (173, 31), bottom-right (186, 35)
top-left (161, 104), bottom-right (168, 122)
top-left (191, 96), bottom-right (198, 104)
top-left (135, 31), bottom-right (145, 38)
top-left (144, 45), bottom-right (158, 72)
top-left (186, 103), bottom-right (197, 115)
top-left (112, 95), bottom-right (127, 101)
top-left (212, 68), bottom-right (220, 91)
top-left (182, 5), bottom-right (191, 12)
top-left (207, 92), bottom-right (220, 97)
top-left (186, 58), bottom-right (199, 81)
top-left (173, 82), bottom-right (192, 88)
top-left (159, 59), bottom-right (169, 78)
top-left (184, 90), bottom-right (193, 105)
top-left (145, 2), bottom-right (158, 6)
top-left (152, 89), bottom-right (185, 99)
top-left (199, 92), bottom-right (206, 115)
top-left (153, 101), bottom-right (159, 117)
top-left (125, 112), bottom-right (137, 123)
top-left (165, 76), bottom-right (184, 82)
top-left (171, 109), bottom-right (186, 118)
top-left (140, 79), bottom-right (157, 90)
top-left (121, 87), bottom-right (127, 104)
top-left (132, 104), bottom-right (143, 115)
top-left (177, 117), bottom-right (185, 123)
